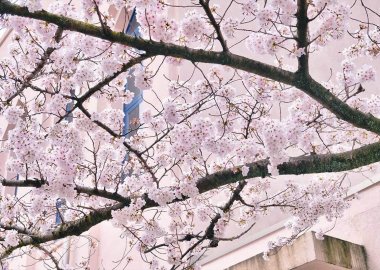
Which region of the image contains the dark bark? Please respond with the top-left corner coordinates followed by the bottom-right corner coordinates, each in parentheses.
top-left (296, 0), bottom-right (309, 73)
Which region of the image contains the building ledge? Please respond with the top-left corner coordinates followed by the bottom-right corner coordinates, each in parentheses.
top-left (225, 232), bottom-right (367, 270)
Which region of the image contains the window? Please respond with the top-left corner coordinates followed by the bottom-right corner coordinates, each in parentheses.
top-left (125, 8), bottom-right (140, 37)
top-left (121, 8), bottom-right (143, 180)
top-left (123, 8), bottom-right (142, 138)
top-left (55, 198), bottom-right (66, 224)
top-left (65, 99), bottom-right (74, 122)
top-left (123, 77), bottom-right (143, 137)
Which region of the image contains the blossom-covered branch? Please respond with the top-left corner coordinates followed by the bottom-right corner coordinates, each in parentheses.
top-left (0, 0), bottom-right (379, 269)
top-left (1, 0), bottom-right (379, 136)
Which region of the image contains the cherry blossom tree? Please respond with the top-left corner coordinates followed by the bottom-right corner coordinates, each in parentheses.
top-left (0, 0), bottom-right (379, 269)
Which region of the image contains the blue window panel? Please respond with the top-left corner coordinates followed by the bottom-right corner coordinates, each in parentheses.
top-left (65, 101), bottom-right (74, 122)
top-left (123, 87), bottom-right (143, 136)
top-left (121, 8), bottom-right (143, 179)
top-left (65, 90), bottom-right (75, 122)
top-left (125, 8), bottom-right (139, 36)
top-left (55, 211), bottom-right (62, 224)
top-left (123, 8), bottom-right (143, 138)
top-left (55, 199), bottom-right (65, 224)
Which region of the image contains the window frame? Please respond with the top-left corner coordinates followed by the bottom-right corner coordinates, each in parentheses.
top-left (123, 8), bottom-right (143, 138)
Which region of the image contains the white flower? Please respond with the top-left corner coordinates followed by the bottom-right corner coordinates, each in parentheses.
top-left (4, 230), bottom-right (19, 247)
top-left (4, 106), bottom-right (24, 124)
top-left (315, 229), bottom-right (325, 240)
top-left (241, 165), bottom-right (249, 177)
top-left (294, 47), bottom-right (306, 58)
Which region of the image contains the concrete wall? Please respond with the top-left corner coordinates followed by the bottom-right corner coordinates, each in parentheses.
top-left (201, 180), bottom-right (380, 270)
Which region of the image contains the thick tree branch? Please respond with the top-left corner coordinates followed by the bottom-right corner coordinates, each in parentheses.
top-left (0, 0), bottom-right (295, 83)
top-left (296, 0), bottom-right (309, 73)
top-left (4, 140), bottom-right (380, 192)
top-left (1, 0), bottom-right (380, 136)
top-left (0, 202), bottom-right (126, 259)
top-left (1, 139), bottom-right (380, 257)
top-left (74, 185), bottom-right (132, 205)
top-left (296, 75), bottom-right (380, 135)
top-left (197, 140), bottom-right (380, 191)
top-left (1, 178), bottom-right (46, 187)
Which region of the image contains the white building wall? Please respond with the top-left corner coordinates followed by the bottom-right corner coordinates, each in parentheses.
top-left (201, 180), bottom-right (380, 270)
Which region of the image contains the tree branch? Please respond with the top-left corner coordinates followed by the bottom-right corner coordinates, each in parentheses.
top-left (0, 0), bottom-right (294, 83)
top-left (1, 139), bottom-right (380, 257)
top-left (0, 202), bottom-right (124, 259)
top-left (171, 181), bottom-right (247, 270)
top-left (33, 245), bottom-right (63, 270)
top-left (1, 27), bottom-right (63, 107)
top-left (4, 140), bottom-right (380, 193)
top-left (296, 0), bottom-right (309, 73)
top-left (1, 178), bottom-right (46, 187)
top-left (296, 75), bottom-right (380, 135)
top-left (74, 185), bottom-right (131, 205)
top-left (199, 0), bottom-right (229, 52)
top-left (58, 54), bottom-right (150, 122)
top-left (1, 0), bottom-right (380, 137)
